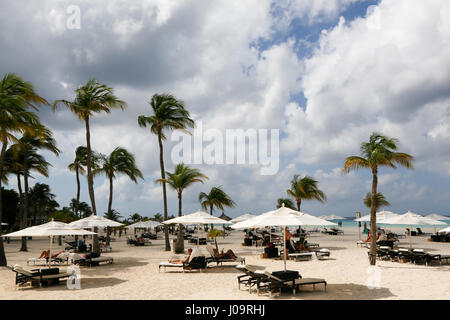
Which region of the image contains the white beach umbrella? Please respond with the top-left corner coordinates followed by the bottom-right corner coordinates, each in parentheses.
top-left (382, 211), bottom-right (446, 248)
top-left (426, 214), bottom-right (449, 221)
top-left (127, 220), bottom-right (163, 229)
top-left (232, 204), bottom-right (336, 271)
top-left (68, 214), bottom-right (123, 229)
top-left (354, 210), bottom-right (399, 222)
top-left (163, 210), bottom-right (232, 247)
top-left (438, 226), bottom-right (450, 233)
top-left (230, 213), bottom-right (258, 223)
top-left (2, 219), bottom-right (97, 265)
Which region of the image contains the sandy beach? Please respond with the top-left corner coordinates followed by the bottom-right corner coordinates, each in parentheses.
top-left (0, 226), bottom-right (449, 300)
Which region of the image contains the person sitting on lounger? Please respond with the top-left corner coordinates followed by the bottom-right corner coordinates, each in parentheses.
top-left (364, 232), bottom-right (381, 243)
top-left (168, 248), bottom-right (193, 264)
top-left (212, 248), bottom-right (238, 260)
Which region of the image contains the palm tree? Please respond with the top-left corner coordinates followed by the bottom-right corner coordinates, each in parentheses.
top-left (68, 146), bottom-right (87, 218)
top-left (286, 175), bottom-right (327, 212)
top-left (343, 132), bottom-right (414, 265)
top-left (363, 192), bottom-right (391, 211)
top-left (129, 213), bottom-right (142, 223)
top-left (75, 201), bottom-right (92, 218)
top-left (276, 198), bottom-right (296, 210)
top-left (95, 147), bottom-right (143, 217)
top-left (152, 213), bottom-right (163, 222)
top-left (9, 128), bottom-right (59, 251)
top-left (0, 74), bottom-right (46, 266)
top-left (138, 93), bottom-right (194, 251)
top-left (95, 147), bottom-right (143, 245)
top-left (29, 183), bottom-right (56, 225)
top-left (53, 78), bottom-right (126, 254)
top-left (157, 163), bottom-right (208, 253)
top-left (199, 186), bottom-right (236, 230)
top-left (104, 209), bottom-right (122, 222)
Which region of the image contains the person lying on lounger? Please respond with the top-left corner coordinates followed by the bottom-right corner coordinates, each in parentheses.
top-left (39, 250), bottom-right (50, 259)
top-left (168, 248), bottom-right (193, 264)
top-left (212, 248), bottom-right (238, 260)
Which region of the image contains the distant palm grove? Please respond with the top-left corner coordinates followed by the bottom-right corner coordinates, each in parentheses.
top-left (0, 73), bottom-right (414, 267)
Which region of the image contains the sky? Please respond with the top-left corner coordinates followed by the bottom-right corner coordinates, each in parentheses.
top-left (0, 0), bottom-right (449, 220)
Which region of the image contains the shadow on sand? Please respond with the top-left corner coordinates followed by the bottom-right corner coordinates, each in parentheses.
top-left (260, 283), bottom-right (395, 300)
top-left (17, 277), bottom-right (127, 292)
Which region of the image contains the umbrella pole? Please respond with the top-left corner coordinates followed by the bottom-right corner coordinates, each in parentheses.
top-left (48, 235), bottom-right (53, 267)
top-left (283, 226), bottom-right (286, 272)
top-left (197, 224), bottom-right (200, 249)
top-left (409, 224), bottom-right (412, 249)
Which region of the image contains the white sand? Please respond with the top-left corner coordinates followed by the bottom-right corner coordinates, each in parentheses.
top-left (0, 227), bottom-right (449, 300)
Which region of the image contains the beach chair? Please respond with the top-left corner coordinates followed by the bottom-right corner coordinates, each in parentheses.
top-left (255, 270), bottom-right (326, 296)
top-left (73, 253), bottom-right (114, 267)
top-left (158, 249), bottom-right (207, 273)
top-left (205, 244), bottom-right (245, 266)
top-left (376, 246), bottom-right (392, 260)
top-left (236, 265), bottom-right (267, 292)
top-left (27, 251), bottom-right (70, 266)
top-left (416, 228), bottom-right (431, 236)
top-left (330, 228), bottom-right (344, 235)
top-left (10, 265), bottom-right (73, 288)
top-left (410, 249), bottom-right (441, 266)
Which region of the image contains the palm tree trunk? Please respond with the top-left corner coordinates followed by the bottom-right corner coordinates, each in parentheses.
top-left (0, 142), bottom-right (8, 266)
top-left (210, 204), bottom-right (214, 232)
top-left (369, 168), bottom-right (378, 266)
top-left (158, 134), bottom-right (170, 251)
top-left (297, 198), bottom-right (302, 212)
top-left (16, 173), bottom-right (27, 251)
top-left (20, 165), bottom-right (29, 252)
top-left (175, 191), bottom-right (184, 253)
top-left (85, 116), bottom-right (99, 254)
top-left (106, 175), bottom-right (113, 246)
top-left (75, 168), bottom-right (80, 217)
top-left (33, 198), bottom-right (37, 226)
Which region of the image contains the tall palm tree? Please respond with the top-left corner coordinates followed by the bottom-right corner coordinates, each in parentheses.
top-left (53, 78), bottom-right (126, 254)
top-left (138, 93), bottom-right (194, 251)
top-left (95, 147), bottom-right (143, 217)
top-left (68, 146), bottom-right (88, 218)
top-left (276, 198), bottom-right (296, 210)
top-left (363, 192), bottom-right (391, 211)
top-left (0, 73), bottom-right (47, 265)
top-left (199, 186), bottom-right (236, 230)
top-left (10, 128), bottom-right (59, 251)
top-left (157, 163), bottom-right (208, 253)
top-left (343, 132), bottom-right (414, 265)
top-left (286, 175), bottom-right (327, 212)
top-left (95, 147), bottom-right (143, 245)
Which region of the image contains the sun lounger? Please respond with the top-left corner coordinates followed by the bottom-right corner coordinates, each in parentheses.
top-left (288, 253), bottom-right (313, 261)
top-left (158, 256), bottom-right (207, 273)
top-left (254, 270), bottom-right (326, 296)
top-left (74, 256), bottom-right (114, 267)
top-left (205, 244), bottom-right (245, 266)
top-left (10, 265), bottom-right (73, 288)
top-left (236, 265), bottom-right (267, 292)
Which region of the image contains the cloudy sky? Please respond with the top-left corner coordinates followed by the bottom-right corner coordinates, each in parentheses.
top-left (1, 0), bottom-right (449, 220)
